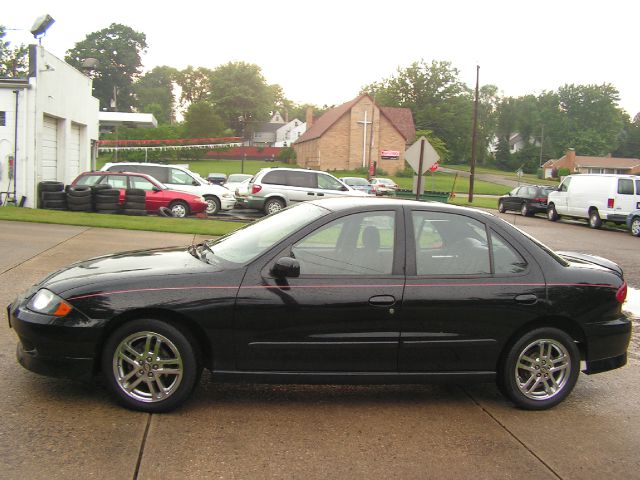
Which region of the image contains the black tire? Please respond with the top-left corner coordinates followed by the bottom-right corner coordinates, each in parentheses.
top-left (631, 217), bottom-right (640, 237)
top-left (498, 201), bottom-right (506, 213)
top-left (588, 209), bottom-right (602, 229)
top-left (204, 196), bottom-right (220, 216)
top-left (264, 198), bottom-right (285, 215)
top-left (101, 318), bottom-right (200, 412)
top-left (125, 188), bottom-right (146, 198)
top-left (95, 203), bottom-right (120, 211)
top-left (41, 191), bottom-right (67, 201)
top-left (91, 184), bottom-right (112, 192)
top-left (547, 203), bottom-right (559, 222)
top-left (42, 199), bottom-right (67, 209)
top-left (67, 186), bottom-right (92, 198)
top-left (521, 203), bottom-right (531, 217)
top-left (169, 200), bottom-right (190, 218)
top-left (124, 201), bottom-right (146, 210)
top-left (68, 203), bottom-right (93, 212)
top-left (95, 189), bottom-right (120, 198)
top-left (158, 206), bottom-right (172, 217)
top-left (38, 181), bottom-right (64, 193)
top-left (66, 195), bottom-right (93, 206)
top-left (498, 327), bottom-right (579, 410)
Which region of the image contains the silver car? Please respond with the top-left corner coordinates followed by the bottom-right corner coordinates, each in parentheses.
top-left (246, 168), bottom-right (368, 214)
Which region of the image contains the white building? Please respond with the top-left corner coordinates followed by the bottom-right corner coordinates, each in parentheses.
top-left (274, 119), bottom-right (306, 147)
top-left (0, 45), bottom-right (99, 208)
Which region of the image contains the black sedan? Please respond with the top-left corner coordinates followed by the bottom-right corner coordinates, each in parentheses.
top-left (8, 198), bottom-right (631, 412)
top-left (498, 185), bottom-right (555, 216)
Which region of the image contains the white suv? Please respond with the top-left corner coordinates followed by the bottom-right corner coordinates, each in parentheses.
top-left (101, 162), bottom-right (235, 215)
top-left (246, 167), bottom-right (368, 214)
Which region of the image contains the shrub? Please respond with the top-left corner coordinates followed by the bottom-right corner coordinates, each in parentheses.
top-left (558, 167), bottom-right (571, 177)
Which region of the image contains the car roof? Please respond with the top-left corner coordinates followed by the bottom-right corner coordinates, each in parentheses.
top-left (81, 170), bottom-right (160, 182)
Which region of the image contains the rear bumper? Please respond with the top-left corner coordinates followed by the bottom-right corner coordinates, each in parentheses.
top-left (583, 315), bottom-right (632, 374)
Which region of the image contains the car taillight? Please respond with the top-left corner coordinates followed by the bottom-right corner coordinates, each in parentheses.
top-left (533, 197), bottom-right (546, 203)
top-left (252, 184), bottom-right (262, 194)
top-left (607, 198), bottom-right (614, 208)
top-left (616, 281), bottom-right (627, 303)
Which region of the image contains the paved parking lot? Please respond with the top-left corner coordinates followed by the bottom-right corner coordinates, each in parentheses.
top-left (0, 216), bottom-right (638, 480)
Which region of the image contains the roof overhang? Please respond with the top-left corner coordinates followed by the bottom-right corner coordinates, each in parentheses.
top-left (0, 78), bottom-right (30, 89)
top-left (98, 111), bottom-right (158, 130)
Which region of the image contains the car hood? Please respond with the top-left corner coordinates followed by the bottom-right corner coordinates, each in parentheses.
top-left (37, 246), bottom-right (219, 295)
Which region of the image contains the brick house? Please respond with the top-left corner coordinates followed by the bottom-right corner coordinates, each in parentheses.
top-left (293, 94), bottom-right (415, 174)
top-left (542, 148), bottom-right (640, 178)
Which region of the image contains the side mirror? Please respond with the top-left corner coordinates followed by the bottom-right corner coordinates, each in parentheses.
top-left (272, 257), bottom-right (300, 278)
top-left (340, 186), bottom-right (349, 191)
top-left (192, 180), bottom-right (199, 186)
top-left (152, 186), bottom-right (161, 192)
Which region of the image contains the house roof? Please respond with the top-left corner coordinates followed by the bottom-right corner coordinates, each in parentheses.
top-left (574, 156), bottom-right (640, 169)
top-left (295, 94), bottom-right (415, 144)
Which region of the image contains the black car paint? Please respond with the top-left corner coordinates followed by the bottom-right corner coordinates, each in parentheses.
top-left (9, 199), bottom-right (630, 387)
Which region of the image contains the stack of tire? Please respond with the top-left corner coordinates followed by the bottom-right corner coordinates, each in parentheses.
top-left (92, 184), bottom-right (120, 214)
top-left (122, 188), bottom-right (147, 216)
top-left (38, 181), bottom-right (66, 210)
top-left (65, 185), bottom-right (93, 212)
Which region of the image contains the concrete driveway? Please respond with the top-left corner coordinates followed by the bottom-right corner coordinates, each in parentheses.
top-left (0, 218), bottom-right (638, 480)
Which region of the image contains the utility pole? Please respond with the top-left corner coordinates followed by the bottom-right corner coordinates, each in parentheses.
top-left (539, 125), bottom-right (544, 167)
top-left (468, 65), bottom-right (479, 203)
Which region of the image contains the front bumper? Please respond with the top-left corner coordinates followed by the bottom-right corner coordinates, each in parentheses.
top-left (220, 197), bottom-right (236, 211)
top-left (8, 299), bottom-right (102, 380)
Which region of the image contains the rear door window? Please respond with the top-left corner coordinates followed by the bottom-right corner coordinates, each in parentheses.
top-left (618, 179), bottom-right (634, 195)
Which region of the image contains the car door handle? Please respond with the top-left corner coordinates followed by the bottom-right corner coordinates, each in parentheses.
top-left (307, 192), bottom-right (315, 196)
top-left (514, 294), bottom-right (538, 305)
top-left (369, 295), bottom-right (396, 307)
top-left (316, 193), bottom-right (324, 196)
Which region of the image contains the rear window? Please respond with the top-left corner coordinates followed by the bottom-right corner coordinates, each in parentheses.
top-left (75, 174), bottom-right (101, 186)
top-left (262, 170), bottom-right (287, 185)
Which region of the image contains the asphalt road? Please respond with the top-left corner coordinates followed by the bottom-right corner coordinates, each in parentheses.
top-left (0, 216), bottom-right (638, 480)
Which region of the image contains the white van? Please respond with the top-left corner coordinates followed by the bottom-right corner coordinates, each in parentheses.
top-left (547, 174), bottom-right (640, 228)
top-left (101, 162), bottom-right (236, 215)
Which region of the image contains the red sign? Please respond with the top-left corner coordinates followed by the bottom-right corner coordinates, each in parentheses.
top-left (429, 162), bottom-right (439, 172)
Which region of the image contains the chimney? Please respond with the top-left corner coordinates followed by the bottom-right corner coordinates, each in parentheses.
top-left (305, 107), bottom-right (313, 128)
top-left (565, 148), bottom-right (576, 169)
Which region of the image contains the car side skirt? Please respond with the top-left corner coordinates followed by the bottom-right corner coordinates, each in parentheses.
top-left (211, 370), bottom-right (496, 384)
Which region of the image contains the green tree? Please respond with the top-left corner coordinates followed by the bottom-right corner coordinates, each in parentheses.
top-left (183, 101), bottom-right (225, 138)
top-left (208, 61), bottom-right (276, 132)
top-left (133, 66), bottom-right (178, 124)
top-left (65, 23), bottom-right (147, 111)
top-left (0, 26), bottom-right (28, 77)
top-left (176, 66), bottom-right (214, 107)
top-left (615, 113), bottom-right (640, 158)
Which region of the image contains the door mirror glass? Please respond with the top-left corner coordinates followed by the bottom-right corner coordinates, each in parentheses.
top-left (272, 257), bottom-right (300, 278)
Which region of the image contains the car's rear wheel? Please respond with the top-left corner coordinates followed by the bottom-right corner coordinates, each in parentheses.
top-left (631, 217), bottom-right (640, 237)
top-left (204, 196), bottom-right (220, 215)
top-left (498, 201), bottom-right (506, 213)
top-left (169, 201), bottom-right (189, 218)
top-left (264, 198), bottom-right (285, 215)
top-left (547, 203), bottom-right (559, 221)
top-left (521, 203), bottom-right (531, 217)
top-left (101, 319), bottom-right (200, 412)
top-left (589, 209), bottom-right (602, 229)
top-left (498, 327), bottom-right (579, 410)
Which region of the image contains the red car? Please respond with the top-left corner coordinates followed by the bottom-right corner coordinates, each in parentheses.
top-left (71, 171), bottom-right (208, 217)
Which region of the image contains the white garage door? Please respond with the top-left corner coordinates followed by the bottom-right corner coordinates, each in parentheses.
top-left (68, 123), bottom-right (81, 182)
top-left (42, 115), bottom-right (58, 180)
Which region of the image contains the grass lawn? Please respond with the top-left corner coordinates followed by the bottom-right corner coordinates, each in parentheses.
top-left (0, 207), bottom-right (242, 236)
top-left (445, 164), bottom-right (560, 187)
top-left (448, 195), bottom-right (498, 209)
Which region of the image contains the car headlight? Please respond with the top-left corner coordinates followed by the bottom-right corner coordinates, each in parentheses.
top-left (222, 193), bottom-right (232, 198)
top-left (27, 289), bottom-right (73, 317)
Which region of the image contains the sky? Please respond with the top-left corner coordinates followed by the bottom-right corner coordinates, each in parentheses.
top-left (3, 0), bottom-right (640, 117)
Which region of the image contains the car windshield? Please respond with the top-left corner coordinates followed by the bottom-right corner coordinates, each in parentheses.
top-left (201, 203), bottom-right (329, 265)
top-left (345, 178), bottom-right (368, 186)
top-left (377, 178), bottom-right (394, 185)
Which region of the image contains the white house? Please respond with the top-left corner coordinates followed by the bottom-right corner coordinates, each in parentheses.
top-left (274, 118), bottom-right (306, 147)
top-left (0, 45), bottom-right (99, 208)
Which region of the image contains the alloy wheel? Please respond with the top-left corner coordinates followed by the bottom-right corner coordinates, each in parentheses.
top-left (515, 339), bottom-right (571, 401)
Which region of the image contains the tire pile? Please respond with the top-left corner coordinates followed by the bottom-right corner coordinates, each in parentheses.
top-left (37, 181), bottom-right (148, 216)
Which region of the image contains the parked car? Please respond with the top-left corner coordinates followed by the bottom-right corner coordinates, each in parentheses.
top-left (547, 174), bottom-right (640, 228)
top-left (9, 197), bottom-right (630, 412)
top-left (498, 185), bottom-right (555, 216)
top-left (233, 178), bottom-right (251, 208)
top-left (370, 177), bottom-right (399, 196)
top-left (224, 173), bottom-right (252, 192)
top-left (245, 167), bottom-right (367, 214)
top-left (71, 171), bottom-right (208, 217)
top-left (101, 163), bottom-right (235, 215)
top-left (627, 209), bottom-right (640, 237)
top-left (207, 173), bottom-right (227, 185)
top-left (339, 176), bottom-right (374, 195)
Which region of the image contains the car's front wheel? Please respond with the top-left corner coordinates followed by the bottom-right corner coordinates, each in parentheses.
top-left (631, 217), bottom-right (640, 237)
top-left (204, 196), bottom-right (220, 215)
top-left (498, 327), bottom-right (579, 410)
top-left (589, 209), bottom-right (602, 229)
top-left (547, 204), bottom-right (559, 221)
top-left (101, 319), bottom-right (200, 412)
top-left (521, 203), bottom-right (530, 217)
top-left (169, 200), bottom-right (190, 218)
